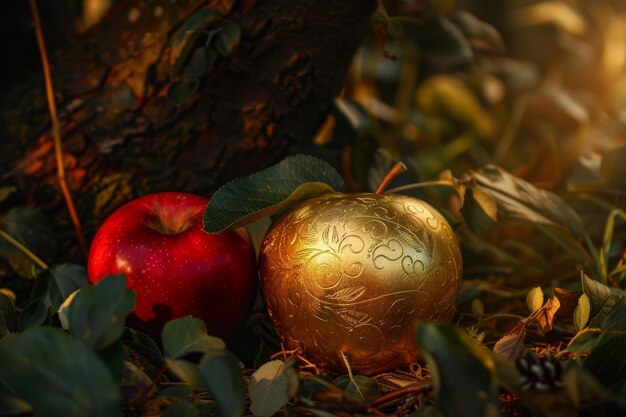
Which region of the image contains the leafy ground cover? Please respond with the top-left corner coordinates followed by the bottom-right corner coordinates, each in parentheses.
top-left (1, 1), bottom-right (626, 416)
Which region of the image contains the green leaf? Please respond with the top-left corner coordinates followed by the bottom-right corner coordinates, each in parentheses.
top-left (582, 273), bottom-right (620, 327)
top-left (68, 275), bottom-right (136, 351)
top-left (0, 292), bottom-right (17, 337)
top-left (0, 207), bottom-right (53, 278)
top-left (199, 350), bottom-right (245, 417)
top-left (203, 155), bottom-right (344, 233)
top-left (183, 47), bottom-right (217, 82)
top-left (216, 21), bottom-right (241, 57)
top-left (162, 400), bottom-right (201, 417)
top-left (166, 358), bottom-right (202, 388)
top-left (602, 304), bottom-right (626, 334)
top-left (574, 294), bottom-right (591, 332)
top-left (334, 374), bottom-right (380, 401)
top-left (170, 9), bottom-right (223, 77)
top-left (460, 187), bottom-right (498, 235)
top-left (562, 363), bottom-right (613, 407)
top-left (249, 360), bottom-right (298, 417)
top-left (583, 334), bottom-right (626, 392)
top-left (17, 300), bottom-right (48, 331)
top-left (467, 165), bottom-right (585, 240)
top-left (44, 264), bottom-right (88, 309)
top-left (162, 316), bottom-right (225, 360)
top-left (415, 323), bottom-right (499, 417)
top-left (0, 326), bottom-right (120, 417)
top-left (526, 286), bottom-right (544, 313)
top-left (600, 144), bottom-right (626, 192)
top-left (0, 186), bottom-right (16, 204)
top-left (168, 80), bottom-right (198, 106)
top-left (122, 328), bottom-right (164, 377)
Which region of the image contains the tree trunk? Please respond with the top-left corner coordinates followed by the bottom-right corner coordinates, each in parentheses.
top-left (1, 0), bottom-right (376, 239)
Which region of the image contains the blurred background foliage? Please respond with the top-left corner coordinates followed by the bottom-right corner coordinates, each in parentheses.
top-left (1, 1), bottom-right (626, 416)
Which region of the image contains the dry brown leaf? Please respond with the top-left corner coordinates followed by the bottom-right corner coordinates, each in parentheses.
top-left (494, 327), bottom-right (527, 361)
top-left (536, 296), bottom-right (561, 332)
top-left (552, 288), bottom-right (579, 318)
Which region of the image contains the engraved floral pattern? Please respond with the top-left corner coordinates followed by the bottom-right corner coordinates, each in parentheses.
top-left (259, 193), bottom-right (462, 375)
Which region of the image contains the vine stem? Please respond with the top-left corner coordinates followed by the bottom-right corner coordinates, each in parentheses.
top-left (0, 227), bottom-right (49, 270)
top-left (28, 0), bottom-right (88, 256)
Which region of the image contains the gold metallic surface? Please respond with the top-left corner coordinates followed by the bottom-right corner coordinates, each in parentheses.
top-left (259, 193), bottom-right (462, 375)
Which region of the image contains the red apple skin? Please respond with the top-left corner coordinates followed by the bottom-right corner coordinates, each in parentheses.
top-left (87, 192), bottom-right (257, 340)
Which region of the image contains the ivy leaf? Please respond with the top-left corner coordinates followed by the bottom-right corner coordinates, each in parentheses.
top-left (526, 287), bottom-right (544, 313)
top-left (216, 21), bottom-right (241, 57)
top-left (203, 155), bottom-right (344, 233)
top-left (0, 207), bottom-right (53, 278)
top-left (170, 9), bottom-right (223, 77)
top-left (199, 350), bottom-right (245, 417)
top-left (574, 294), bottom-right (591, 332)
top-left (0, 292), bottom-right (17, 337)
top-left (416, 323), bottom-right (499, 417)
top-left (168, 80), bottom-right (198, 106)
top-left (581, 273), bottom-right (620, 327)
top-left (249, 360), bottom-right (299, 417)
top-left (162, 316), bottom-right (225, 360)
top-left (68, 275), bottom-right (136, 351)
top-left (0, 326), bottom-right (120, 417)
top-left (334, 374), bottom-right (380, 401)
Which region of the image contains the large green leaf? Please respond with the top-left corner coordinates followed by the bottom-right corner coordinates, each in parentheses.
top-left (162, 316), bottom-right (225, 360)
top-left (583, 334), bottom-right (626, 392)
top-left (43, 264), bottom-right (88, 310)
top-left (0, 326), bottom-right (120, 417)
top-left (416, 323), bottom-right (499, 417)
top-left (0, 207), bottom-right (54, 278)
top-left (199, 350), bottom-right (245, 417)
top-left (249, 360), bottom-right (298, 417)
top-left (68, 275), bottom-right (136, 351)
top-left (581, 273), bottom-right (621, 327)
top-left (466, 165), bottom-right (585, 240)
top-left (203, 155), bottom-right (344, 233)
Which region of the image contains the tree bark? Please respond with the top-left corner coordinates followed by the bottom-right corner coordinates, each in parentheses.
top-left (1, 0), bottom-right (376, 237)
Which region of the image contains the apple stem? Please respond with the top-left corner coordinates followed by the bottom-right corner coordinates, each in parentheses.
top-left (375, 162), bottom-right (408, 194)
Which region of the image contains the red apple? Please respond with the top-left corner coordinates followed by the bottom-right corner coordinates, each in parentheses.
top-left (87, 192), bottom-right (257, 340)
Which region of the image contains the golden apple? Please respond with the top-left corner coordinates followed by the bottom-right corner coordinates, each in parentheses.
top-left (259, 192), bottom-right (462, 375)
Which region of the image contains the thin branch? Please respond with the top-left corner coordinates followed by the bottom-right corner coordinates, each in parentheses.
top-left (384, 180), bottom-right (458, 195)
top-left (28, 0), bottom-right (88, 255)
top-left (0, 227), bottom-right (49, 270)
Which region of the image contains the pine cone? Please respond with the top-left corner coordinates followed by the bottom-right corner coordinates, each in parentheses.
top-left (516, 351), bottom-right (563, 392)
